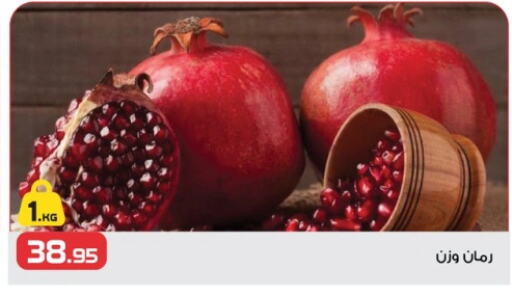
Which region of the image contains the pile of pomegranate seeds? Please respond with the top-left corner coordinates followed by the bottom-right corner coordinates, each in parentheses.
top-left (260, 128), bottom-right (403, 231)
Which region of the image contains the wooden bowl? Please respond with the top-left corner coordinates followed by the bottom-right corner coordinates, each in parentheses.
top-left (323, 104), bottom-right (486, 231)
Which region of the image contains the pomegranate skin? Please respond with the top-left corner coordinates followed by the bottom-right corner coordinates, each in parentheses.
top-left (131, 17), bottom-right (305, 228)
top-left (300, 4), bottom-right (496, 172)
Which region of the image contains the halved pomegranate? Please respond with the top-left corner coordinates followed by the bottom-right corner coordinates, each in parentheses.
top-left (15, 70), bottom-right (180, 231)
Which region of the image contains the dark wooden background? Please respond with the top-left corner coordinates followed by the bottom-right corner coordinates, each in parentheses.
top-left (10, 3), bottom-right (508, 222)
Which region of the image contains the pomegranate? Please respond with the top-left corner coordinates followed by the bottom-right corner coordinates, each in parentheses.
top-left (300, 3), bottom-right (496, 173)
top-left (260, 128), bottom-right (403, 231)
top-left (130, 17), bottom-right (305, 228)
top-left (15, 71), bottom-right (180, 231)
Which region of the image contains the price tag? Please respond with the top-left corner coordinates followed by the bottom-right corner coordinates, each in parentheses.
top-left (18, 179), bottom-right (65, 227)
top-left (17, 232), bottom-right (107, 270)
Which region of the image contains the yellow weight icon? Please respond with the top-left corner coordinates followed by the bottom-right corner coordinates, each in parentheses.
top-left (18, 179), bottom-right (65, 227)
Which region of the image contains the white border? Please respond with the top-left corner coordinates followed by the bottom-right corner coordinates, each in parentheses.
top-left (1, 0), bottom-right (511, 295)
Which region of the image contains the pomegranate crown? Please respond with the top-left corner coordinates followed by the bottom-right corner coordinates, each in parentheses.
top-left (347, 3), bottom-right (423, 42)
top-left (150, 16), bottom-right (228, 55)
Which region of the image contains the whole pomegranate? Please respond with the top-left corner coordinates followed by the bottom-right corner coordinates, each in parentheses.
top-left (16, 71), bottom-right (180, 231)
top-left (130, 17), bottom-right (305, 228)
top-left (300, 3), bottom-right (496, 173)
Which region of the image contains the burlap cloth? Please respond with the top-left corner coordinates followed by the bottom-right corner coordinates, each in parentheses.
top-left (278, 182), bottom-right (508, 231)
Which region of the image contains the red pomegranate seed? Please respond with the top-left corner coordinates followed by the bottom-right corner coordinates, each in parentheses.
top-left (356, 163), bottom-right (369, 175)
top-left (369, 218), bottom-right (386, 231)
top-left (392, 170), bottom-right (403, 183)
top-left (261, 213), bottom-right (286, 230)
top-left (344, 204), bottom-right (358, 221)
top-left (357, 177), bottom-right (375, 198)
top-left (93, 187), bottom-right (112, 204)
top-left (312, 208), bottom-right (328, 223)
top-left (102, 204), bottom-right (117, 218)
top-left (393, 152), bottom-right (404, 170)
top-left (378, 201), bottom-right (394, 218)
top-left (357, 199), bottom-right (375, 222)
top-left (320, 188), bottom-right (340, 208)
top-left (330, 218), bottom-right (361, 231)
top-left (384, 129), bottom-right (400, 142)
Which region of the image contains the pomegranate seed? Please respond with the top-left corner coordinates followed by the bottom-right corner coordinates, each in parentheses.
top-left (102, 102), bottom-right (118, 118)
top-left (120, 129), bottom-right (137, 146)
top-left (74, 185), bottom-right (92, 200)
top-left (86, 224), bottom-right (102, 232)
top-left (357, 163), bottom-right (369, 175)
top-left (285, 219), bottom-right (299, 231)
top-left (157, 167), bottom-right (171, 179)
top-left (83, 133), bottom-right (99, 151)
top-left (112, 114), bottom-right (130, 130)
top-left (80, 116), bottom-right (96, 133)
top-left (120, 100), bottom-right (137, 114)
top-left (102, 204), bottom-right (117, 218)
top-left (393, 152), bottom-right (404, 170)
top-left (83, 201), bottom-right (99, 218)
top-left (357, 199), bottom-right (375, 222)
top-left (138, 129), bottom-right (153, 145)
top-left (93, 187), bottom-right (112, 204)
top-left (153, 125), bottom-right (168, 141)
top-left (145, 142), bottom-right (163, 158)
top-left (80, 171), bottom-right (99, 188)
top-left (379, 178), bottom-right (394, 193)
top-left (140, 203), bottom-right (155, 215)
top-left (115, 212), bottom-right (133, 230)
top-left (140, 172), bottom-right (156, 190)
top-left (378, 201), bottom-right (394, 218)
top-left (369, 166), bottom-right (382, 183)
top-left (59, 167), bottom-right (77, 184)
top-left (391, 143), bottom-right (402, 152)
top-left (85, 156), bottom-right (103, 173)
top-left (70, 197), bottom-right (83, 211)
top-left (146, 112), bottom-right (162, 126)
top-left (306, 224), bottom-right (320, 232)
top-left (128, 192), bottom-right (143, 206)
top-left (320, 188), bottom-right (340, 208)
top-left (369, 218), bottom-right (386, 231)
top-left (372, 156), bottom-right (383, 166)
top-left (33, 136), bottom-right (48, 157)
top-left (110, 139), bottom-right (127, 155)
top-left (380, 164), bottom-right (392, 179)
top-left (387, 189), bottom-right (399, 200)
top-left (377, 139), bottom-right (390, 151)
top-left (312, 208), bottom-right (328, 223)
top-left (261, 213), bottom-right (286, 230)
top-left (105, 155), bottom-right (120, 171)
top-left (71, 143), bottom-right (88, 161)
top-left (63, 153), bottom-right (79, 168)
top-left (384, 128), bottom-right (400, 141)
top-left (392, 170), bottom-right (403, 183)
top-left (129, 114), bottom-right (144, 130)
top-left (144, 159), bottom-right (160, 172)
top-left (146, 191), bottom-right (162, 204)
top-left (357, 177), bottom-right (374, 198)
top-left (344, 204), bottom-right (357, 221)
top-left (330, 218), bottom-right (361, 231)
top-left (99, 126), bottom-right (117, 141)
top-left (132, 211), bottom-right (147, 227)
